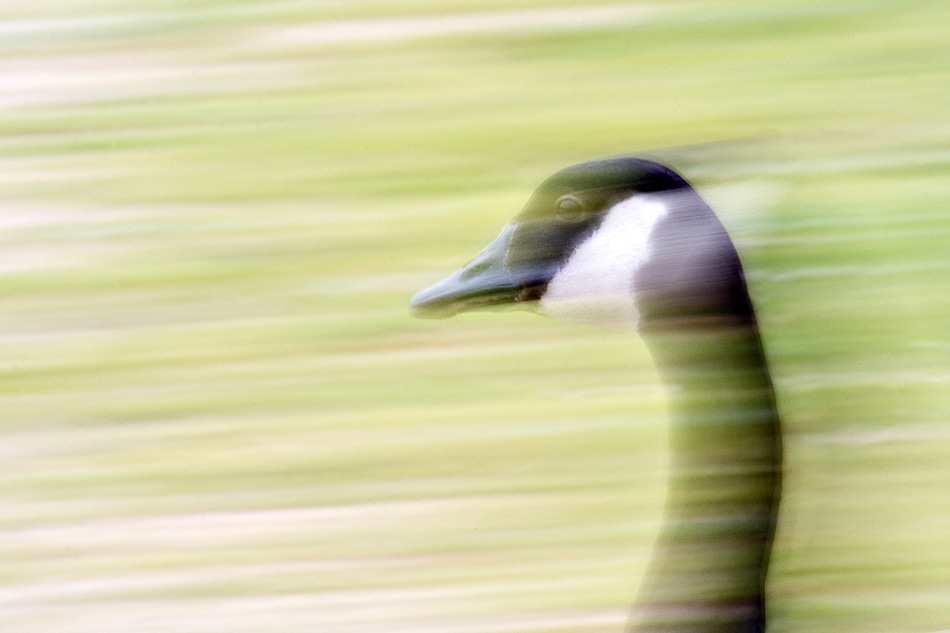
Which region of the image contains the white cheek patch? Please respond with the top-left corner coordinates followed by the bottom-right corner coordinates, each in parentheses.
top-left (539, 195), bottom-right (668, 329)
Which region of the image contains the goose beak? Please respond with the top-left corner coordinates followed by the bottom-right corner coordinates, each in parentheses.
top-left (411, 225), bottom-right (528, 319)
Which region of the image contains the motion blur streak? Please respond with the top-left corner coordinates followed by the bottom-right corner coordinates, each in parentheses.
top-left (0, 2), bottom-right (948, 633)
top-left (265, 6), bottom-right (664, 46)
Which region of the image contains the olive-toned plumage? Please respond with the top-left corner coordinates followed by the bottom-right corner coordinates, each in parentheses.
top-left (412, 157), bottom-right (782, 633)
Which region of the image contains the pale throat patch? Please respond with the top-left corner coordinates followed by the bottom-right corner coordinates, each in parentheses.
top-left (538, 195), bottom-right (668, 329)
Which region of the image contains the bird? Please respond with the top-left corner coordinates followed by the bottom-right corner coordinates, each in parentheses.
top-left (410, 156), bottom-right (782, 633)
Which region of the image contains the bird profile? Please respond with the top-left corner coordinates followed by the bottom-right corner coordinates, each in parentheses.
top-left (411, 157), bottom-right (782, 633)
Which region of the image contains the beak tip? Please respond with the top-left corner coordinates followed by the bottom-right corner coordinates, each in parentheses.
top-left (411, 225), bottom-right (524, 320)
top-left (409, 286), bottom-right (454, 320)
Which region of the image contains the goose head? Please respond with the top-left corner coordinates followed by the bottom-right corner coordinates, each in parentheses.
top-left (411, 157), bottom-right (753, 331)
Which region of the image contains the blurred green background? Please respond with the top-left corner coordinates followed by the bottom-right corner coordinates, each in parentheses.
top-left (1, 1), bottom-right (948, 632)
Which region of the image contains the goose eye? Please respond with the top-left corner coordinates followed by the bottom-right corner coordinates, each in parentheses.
top-left (555, 195), bottom-right (584, 222)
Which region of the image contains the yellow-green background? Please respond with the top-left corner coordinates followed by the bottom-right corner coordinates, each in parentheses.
top-left (1, 2), bottom-right (947, 632)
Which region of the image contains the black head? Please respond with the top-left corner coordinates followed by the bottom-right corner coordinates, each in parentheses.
top-left (412, 158), bottom-right (686, 316)
top-left (411, 157), bottom-right (751, 329)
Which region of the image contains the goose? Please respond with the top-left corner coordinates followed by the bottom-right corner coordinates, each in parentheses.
top-left (410, 157), bottom-right (782, 633)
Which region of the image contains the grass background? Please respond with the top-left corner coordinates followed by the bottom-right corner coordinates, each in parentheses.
top-left (1, 1), bottom-right (948, 632)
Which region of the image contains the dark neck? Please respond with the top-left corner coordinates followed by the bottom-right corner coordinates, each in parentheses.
top-left (629, 313), bottom-right (782, 633)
